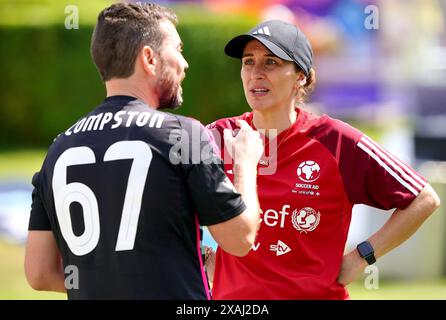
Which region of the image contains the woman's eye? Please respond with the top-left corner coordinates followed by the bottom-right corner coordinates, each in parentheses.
top-left (242, 59), bottom-right (254, 65)
top-left (266, 59), bottom-right (277, 65)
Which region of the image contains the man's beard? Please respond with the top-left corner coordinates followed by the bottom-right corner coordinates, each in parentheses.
top-left (156, 68), bottom-right (183, 110)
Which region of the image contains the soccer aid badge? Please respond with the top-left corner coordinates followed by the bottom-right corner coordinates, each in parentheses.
top-left (297, 160), bottom-right (320, 183)
top-left (292, 207), bottom-right (321, 233)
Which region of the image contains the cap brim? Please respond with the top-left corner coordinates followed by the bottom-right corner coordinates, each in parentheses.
top-left (224, 34), bottom-right (293, 62)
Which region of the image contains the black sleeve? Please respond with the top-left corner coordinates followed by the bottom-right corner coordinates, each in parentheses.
top-left (177, 117), bottom-right (246, 226)
top-left (28, 171), bottom-right (52, 230)
top-left (187, 163), bottom-right (247, 226)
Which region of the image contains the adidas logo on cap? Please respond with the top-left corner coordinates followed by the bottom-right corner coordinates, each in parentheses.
top-left (252, 26), bottom-right (271, 36)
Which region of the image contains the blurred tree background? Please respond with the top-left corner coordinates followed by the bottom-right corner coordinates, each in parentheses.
top-left (0, 0), bottom-right (257, 148)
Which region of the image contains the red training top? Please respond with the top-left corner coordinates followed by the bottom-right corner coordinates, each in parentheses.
top-left (207, 109), bottom-right (427, 300)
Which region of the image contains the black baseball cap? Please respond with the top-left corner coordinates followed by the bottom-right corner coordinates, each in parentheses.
top-left (224, 20), bottom-right (313, 76)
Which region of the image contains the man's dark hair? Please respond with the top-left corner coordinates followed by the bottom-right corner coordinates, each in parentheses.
top-left (91, 2), bottom-right (178, 81)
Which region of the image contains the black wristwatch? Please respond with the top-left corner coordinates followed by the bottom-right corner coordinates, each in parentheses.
top-left (356, 241), bottom-right (376, 265)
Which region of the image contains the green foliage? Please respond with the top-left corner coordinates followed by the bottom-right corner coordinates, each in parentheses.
top-left (0, 3), bottom-right (256, 148)
top-left (0, 0), bottom-right (113, 27)
top-left (176, 18), bottom-right (256, 124)
top-left (0, 26), bottom-right (105, 147)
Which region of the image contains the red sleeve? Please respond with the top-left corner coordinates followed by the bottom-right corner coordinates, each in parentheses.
top-left (206, 117), bottom-right (241, 159)
top-left (311, 118), bottom-right (427, 210)
top-left (206, 121), bottom-right (224, 158)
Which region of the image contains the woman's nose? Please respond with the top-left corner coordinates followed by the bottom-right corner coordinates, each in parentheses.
top-left (251, 64), bottom-right (265, 80)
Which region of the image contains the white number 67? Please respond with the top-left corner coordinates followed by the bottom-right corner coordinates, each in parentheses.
top-left (52, 141), bottom-right (152, 256)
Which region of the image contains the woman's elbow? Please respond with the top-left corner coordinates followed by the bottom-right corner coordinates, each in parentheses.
top-left (401, 185), bottom-right (441, 224)
top-left (429, 193), bottom-right (441, 213)
top-left (420, 184), bottom-right (441, 217)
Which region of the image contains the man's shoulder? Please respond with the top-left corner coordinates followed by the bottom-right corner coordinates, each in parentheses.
top-left (165, 113), bottom-right (209, 134)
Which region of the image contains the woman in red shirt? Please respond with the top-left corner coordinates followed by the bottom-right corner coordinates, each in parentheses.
top-left (205, 20), bottom-right (440, 299)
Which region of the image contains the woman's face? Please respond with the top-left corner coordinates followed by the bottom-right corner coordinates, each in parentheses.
top-left (241, 39), bottom-right (301, 112)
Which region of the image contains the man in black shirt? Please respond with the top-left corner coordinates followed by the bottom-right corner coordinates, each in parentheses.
top-left (25, 2), bottom-right (263, 299)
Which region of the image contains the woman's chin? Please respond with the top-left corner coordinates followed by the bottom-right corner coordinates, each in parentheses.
top-left (249, 104), bottom-right (274, 112)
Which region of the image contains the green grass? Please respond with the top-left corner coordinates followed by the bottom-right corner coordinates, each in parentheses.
top-left (0, 239), bottom-right (65, 300)
top-left (0, 149), bottom-right (45, 180)
top-left (0, 150), bottom-right (64, 299)
top-left (347, 278), bottom-right (446, 300)
top-left (1, 238), bottom-right (445, 300)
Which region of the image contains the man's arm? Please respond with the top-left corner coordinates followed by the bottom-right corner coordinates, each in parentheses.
top-left (207, 163), bottom-right (260, 257)
top-left (337, 184), bottom-right (441, 285)
top-left (207, 120), bottom-right (263, 257)
top-left (25, 231), bottom-right (66, 293)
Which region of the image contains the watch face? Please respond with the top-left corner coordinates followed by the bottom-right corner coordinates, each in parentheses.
top-left (357, 241), bottom-right (374, 257)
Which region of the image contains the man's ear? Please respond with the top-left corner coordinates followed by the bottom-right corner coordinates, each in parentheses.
top-left (141, 45), bottom-right (157, 75)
